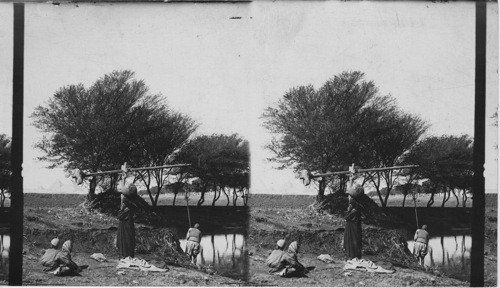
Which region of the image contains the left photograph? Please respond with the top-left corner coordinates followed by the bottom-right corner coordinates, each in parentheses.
top-left (3, 2), bottom-right (251, 285)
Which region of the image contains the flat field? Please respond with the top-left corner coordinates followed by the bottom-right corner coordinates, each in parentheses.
top-left (248, 193), bottom-right (497, 208)
top-left (23, 192), bottom-right (246, 208)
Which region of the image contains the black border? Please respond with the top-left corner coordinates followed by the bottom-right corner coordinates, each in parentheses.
top-left (9, 2), bottom-right (24, 286)
top-left (471, 0), bottom-right (487, 287)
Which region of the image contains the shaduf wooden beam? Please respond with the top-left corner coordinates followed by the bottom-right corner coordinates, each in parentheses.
top-left (299, 163), bottom-right (419, 186)
top-left (69, 162), bottom-right (191, 185)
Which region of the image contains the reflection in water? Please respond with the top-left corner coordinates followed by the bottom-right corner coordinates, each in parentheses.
top-left (408, 235), bottom-right (471, 281)
top-left (0, 234), bottom-right (9, 281)
top-left (180, 233), bottom-right (247, 280)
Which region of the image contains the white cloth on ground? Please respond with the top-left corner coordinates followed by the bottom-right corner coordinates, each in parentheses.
top-left (343, 258), bottom-right (395, 274)
top-left (90, 253), bottom-right (107, 262)
top-left (116, 256), bottom-right (168, 272)
top-left (317, 254), bottom-right (335, 263)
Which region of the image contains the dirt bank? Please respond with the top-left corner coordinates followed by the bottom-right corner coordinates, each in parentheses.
top-left (17, 194), bottom-right (496, 286)
top-left (21, 207), bottom-right (243, 286)
top-left (246, 207), bottom-right (470, 287)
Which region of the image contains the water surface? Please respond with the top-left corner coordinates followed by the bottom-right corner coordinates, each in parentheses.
top-left (0, 233), bottom-right (9, 281)
top-left (180, 233), bottom-right (248, 281)
top-left (408, 234), bottom-right (471, 281)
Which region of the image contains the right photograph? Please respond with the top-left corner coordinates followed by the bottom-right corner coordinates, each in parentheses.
top-left (246, 1), bottom-right (497, 287)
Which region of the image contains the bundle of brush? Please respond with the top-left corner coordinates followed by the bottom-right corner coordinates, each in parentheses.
top-left (117, 173), bottom-right (161, 224)
top-left (88, 189), bottom-right (122, 215)
top-left (312, 189), bottom-right (399, 227)
top-left (87, 176), bottom-right (156, 222)
top-left (135, 227), bottom-right (192, 267)
top-left (117, 178), bottom-right (150, 210)
top-left (363, 227), bottom-right (420, 270)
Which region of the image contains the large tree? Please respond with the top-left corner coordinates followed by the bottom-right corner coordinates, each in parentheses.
top-left (31, 70), bottom-right (183, 199)
top-left (263, 71), bottom-right (426, 202)
top-left (135, 109), bottom-right (197, 207)
top-left (0, 134), bottom-right (11, 207)
top-left (362, 99), bottom-right (428, 207)
top-left (404, 135), bottom-right (474, 207)
top-left (175, 134), bottom-right (250, 206)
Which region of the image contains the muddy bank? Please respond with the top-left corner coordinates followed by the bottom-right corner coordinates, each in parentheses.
top-left (248, 226), bottom-right (418, 270)
top-left (22, 250), bottom-right (243, 286)
top-left (24, 226), bottom-right (190, 267)
top-left (22, 232), bottom-right (248, 286)
top-left (247, 251), bottom-right (465, 287)
top-left (21, 207), bottom-right (247, 286)
top-left (247, 207), bottom-right (471, 286)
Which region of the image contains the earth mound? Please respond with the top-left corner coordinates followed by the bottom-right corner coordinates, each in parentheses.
top-left (314, 192), bottom-right (405, 227)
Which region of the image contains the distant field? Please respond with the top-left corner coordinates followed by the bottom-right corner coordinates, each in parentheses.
top-left (23, 192), bottom-right (247, 208)
top-left (382, 193), bottom-right (497, 209)
top-left (22, 192), bottom-right (497, 209)
top-left (378, 194), bottom-right (472, 208)
top-left (248, 194), bottom-right (316, 209)
top-left (24, 193), bottom-right (86, 207)
top-left (141, 192), bottom-right (247, 207)
top-left (247, 193), bottom-right (497, 209)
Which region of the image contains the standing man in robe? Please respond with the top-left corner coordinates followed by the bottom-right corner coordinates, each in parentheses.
top-left (116, 170), bottom-right (138, 259)
top-left (343, 190), bottom-right (364, 260)
top-left (343, 165), bottom-right (365, 260)
top-left (117, 193), bottom-right (136, 259)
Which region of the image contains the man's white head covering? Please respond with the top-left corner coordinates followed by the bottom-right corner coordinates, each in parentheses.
top-left (62, 240), bottom-right (72, 253)
top-left (276, 239), bottom-right (285, 249)
top-left (51, 238), bottom-right (60, 248)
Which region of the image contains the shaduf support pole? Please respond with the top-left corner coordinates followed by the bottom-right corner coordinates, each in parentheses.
top-left (299, 163), bottom-right (419, 186)
top-left (69, 162), bottom-right (191, 185)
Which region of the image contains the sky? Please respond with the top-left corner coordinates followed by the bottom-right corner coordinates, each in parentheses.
top-left (0, 1), bottom-right (498, 194)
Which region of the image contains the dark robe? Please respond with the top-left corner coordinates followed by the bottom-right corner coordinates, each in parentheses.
top-left (343, 199), bottom-right (362, 259)
top-left (117, 197), bottom-right (135, 258)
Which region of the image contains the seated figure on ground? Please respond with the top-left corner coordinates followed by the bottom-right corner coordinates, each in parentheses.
top-left (40, 240), bottom-right (80, 276)
top-left (39, 238), bottom-right (60, 267)
top-left (266, 240), bottom-right (307, 277)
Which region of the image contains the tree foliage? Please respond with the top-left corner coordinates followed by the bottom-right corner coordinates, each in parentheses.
top-left (263, 71), bottom-right (427, 203)
top-left (175, 134), bottom-right (250, 206)
top-left (135, 109), bottom-right (197, 207)
top-left (404, 135), bottom-right (474, 207)
top-left (0, 134), bottom-right (11, 207)
top-left (362, 99), bottom-right (428, 207)
top-left (31, 70), bottom-right (196, 199)
top-left (263, 72), bottom-right (380, 199)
